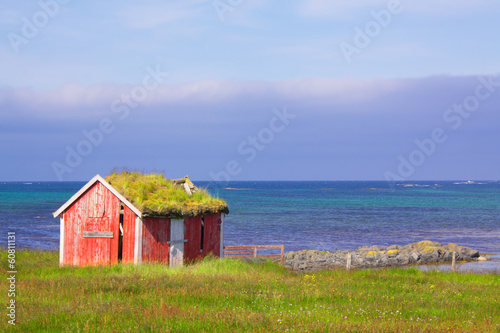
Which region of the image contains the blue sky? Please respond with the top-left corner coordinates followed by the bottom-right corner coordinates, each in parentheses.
top-left (1, 0), bottom-right (500, 181)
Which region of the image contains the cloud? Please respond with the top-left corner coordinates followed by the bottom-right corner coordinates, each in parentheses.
top-left (1, 75), bottom-right (497, 122)
top-left (1, 75), bottom-right (499, 181)
top-left (0, 77), bottom-right (410, 123)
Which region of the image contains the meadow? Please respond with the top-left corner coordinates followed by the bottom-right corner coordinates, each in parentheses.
top-left (1, 250), bottom-right (499, 332)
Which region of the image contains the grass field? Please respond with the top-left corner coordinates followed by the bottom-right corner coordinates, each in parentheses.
top-left (1, 250), bottom-right (499, 332)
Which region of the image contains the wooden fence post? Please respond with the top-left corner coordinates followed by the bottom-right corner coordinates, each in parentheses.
top-left (346, 252), bottom-right (352, 270)
top-left (253, 247), bottom-right (257, 258)
top-left (452, 251), bottom-right (456, 271)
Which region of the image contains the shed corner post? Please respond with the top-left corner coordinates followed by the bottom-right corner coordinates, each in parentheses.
top-left (59, 213), bottom-right (64, 266)
top-left (219, 213), bottom-right (225, 260)
top-left (134, 216), bottom-right (143, 265)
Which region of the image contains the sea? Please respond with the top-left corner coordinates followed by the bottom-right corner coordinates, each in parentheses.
top-left (1, 180), bottom-right (499, 271)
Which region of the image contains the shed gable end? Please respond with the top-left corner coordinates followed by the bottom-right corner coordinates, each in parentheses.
top-left (62, 181), bottom-right (121, 266)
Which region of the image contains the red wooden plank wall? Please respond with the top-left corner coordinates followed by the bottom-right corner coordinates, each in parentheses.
top-left (121, 205), bottom-right (136, 264)
top-left (142, 217), bottom-right (170, 264)
top-left (202, 214), bottom-right (221, 257)
top-left (63, 199), bottom-right (76, 265)
top-left (184, 216), bottom-right (202, 263)
top-left (62, 182), bottom-right (120, 266)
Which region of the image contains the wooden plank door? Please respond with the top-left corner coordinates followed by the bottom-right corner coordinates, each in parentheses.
top-left (84, 217), bottom-right (112, 265)
top-left (169, 219), bottom-right (185, 267)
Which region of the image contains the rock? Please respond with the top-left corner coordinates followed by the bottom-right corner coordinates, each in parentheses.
top-left (409, 252), bottom-right (420, 263)
top-left (357, 245), bottom-right (383, 252)
top-left (442, 251), bottom-right (453, 261)
top-left (379, 256), bottom-right (390, 266)
top-left (420, 249), bottom-right (439, 263)
top-left (477, 256), bottom-right (489, 261)
top-left (416, 240), bottom-right (442, 248)
top-left (464, 247), bottom-right (480, 258)
top-left (294, 261), bottom-right (308, 270)
top-left (283, 241), bottom-right (482, 272)
top-left (387, 249), bottom-right (399, 257)
top-left (444, 244), bottom-right (480, 259)
top-left (395, 253), bottom-right (410, 265)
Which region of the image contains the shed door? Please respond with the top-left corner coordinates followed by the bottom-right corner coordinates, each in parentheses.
top-left (169, 219), bottom-right (185, 267)
top-left (84, 217), bottom-right (112, 265)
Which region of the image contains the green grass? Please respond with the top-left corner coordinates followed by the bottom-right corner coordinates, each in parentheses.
top-left (1, 250), bottom-right (499, 332)
top-left (105, 171), bottom-right (228, 217)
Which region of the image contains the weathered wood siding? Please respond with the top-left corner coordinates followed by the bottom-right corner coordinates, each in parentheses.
top-left (62, 181), bottom-right (120, 266)
top-left (203, 214), bottom-right (222, 257)
top-left (121, 205), bottom-right (136, 264)
top-left (184, 216), bottom-right (202, 263)
top-left (141, 217), bottom-right (170, 264)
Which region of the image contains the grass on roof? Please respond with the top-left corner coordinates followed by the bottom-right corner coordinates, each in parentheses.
top-left (105, 171), bottom-right (228, 218)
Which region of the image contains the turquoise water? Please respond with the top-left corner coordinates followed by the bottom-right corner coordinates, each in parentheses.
top-left (212, 181), bottom-right (500, 256)
top-left (1, 181), bottom-right (499, 260)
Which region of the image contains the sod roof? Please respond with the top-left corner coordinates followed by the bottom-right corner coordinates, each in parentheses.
top-left (105, 172), bottom-right (229, 218)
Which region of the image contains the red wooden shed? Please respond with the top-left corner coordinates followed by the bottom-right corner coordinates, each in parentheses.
top-left (53, 173), bottom-right (229, 267)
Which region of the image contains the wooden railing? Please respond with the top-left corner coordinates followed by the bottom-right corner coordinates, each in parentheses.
top-left (223, 245), bottom-right (284, 264)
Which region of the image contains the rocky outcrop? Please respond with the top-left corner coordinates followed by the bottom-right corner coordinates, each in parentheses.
top-left (283, 240), bottom-right (481, 272)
